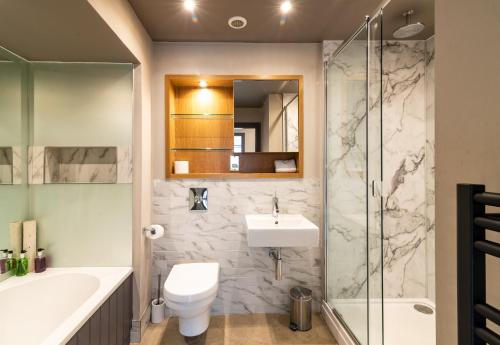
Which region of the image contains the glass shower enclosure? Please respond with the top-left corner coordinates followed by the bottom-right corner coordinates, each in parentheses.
top-left (325, 5), bottom-right (435, 345)
top-left (325, 13), bottom-right (383, 345)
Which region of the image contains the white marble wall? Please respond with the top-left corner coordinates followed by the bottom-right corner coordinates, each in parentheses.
top-left (323, 39), bottom-right (435, 300)
top-left (324, 40), bottom-right (370, 301)
top-left (425, 36), bottom-right (435, 302)
top-left (379, 40), bottom-right (428, 298)
top-left (152, 178), bottom-right (322, 314)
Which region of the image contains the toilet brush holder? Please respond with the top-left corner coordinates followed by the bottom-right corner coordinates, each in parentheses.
top-left (151, 298), bottom-right (165, 324)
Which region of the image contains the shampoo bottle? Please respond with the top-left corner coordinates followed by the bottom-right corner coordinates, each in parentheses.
top-left (16, 250), bottom-right (28, 276)
top-left (35, 248), bottom-right (47, 273)
top-left (0, 250), bottom-right (7, 274)
top-left (7, 250), bottom-right (16, 274)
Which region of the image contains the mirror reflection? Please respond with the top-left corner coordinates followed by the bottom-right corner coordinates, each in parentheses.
top-left (0, 46), bottom-right (29, 261)
top-left (233, 80), bottom-right (299, 153)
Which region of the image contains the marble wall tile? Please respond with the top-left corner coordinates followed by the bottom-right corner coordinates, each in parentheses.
top-left (380, 40), bottom-right (428, 298)
top-left (323, 39), bottom-right (435, 300)
top-left (152, 178), bottom-right (322, 314)
top-left (425, 36), bottom-right (435, 302)
top-left (324, 39), bottom-right (369, 301)
top-left (323, 41), bottom-right (342, 64)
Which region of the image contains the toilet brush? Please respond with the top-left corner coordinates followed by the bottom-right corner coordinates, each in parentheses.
top-left (157, 274), bottom-right (161, 305)
top-left (151, 273), bottom-right (165, 323)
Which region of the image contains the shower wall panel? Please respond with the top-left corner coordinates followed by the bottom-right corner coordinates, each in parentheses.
top-left (425, 36), bottom-right (435, 302)
top-left (325, 40), bottom-right (369, 301)
top-left (323, 39), bottom-right (435, 299)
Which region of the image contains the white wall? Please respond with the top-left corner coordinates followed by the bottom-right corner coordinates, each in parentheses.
top-left (150, 42), bottom-right (325, 314)
top-left (151, 42), bottom-right (324, 179)
top-left (86, 0), bottom-right (153, 340)
top-left (435, 0), bottom-right (500, 343)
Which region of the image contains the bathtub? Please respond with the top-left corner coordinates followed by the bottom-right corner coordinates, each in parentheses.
top-left (0, 267), bottom-right (132, 345)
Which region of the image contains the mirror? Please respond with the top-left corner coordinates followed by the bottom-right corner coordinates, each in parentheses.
top-left (166, 75), bottom-right (303, 177)
top-left (0, 46), bottom-right (29, 267)
top-left (233, 80), bottom-right (299, 153)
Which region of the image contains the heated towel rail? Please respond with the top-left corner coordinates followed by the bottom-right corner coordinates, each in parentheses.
top-left (457, 184), bottom-right (500, 345)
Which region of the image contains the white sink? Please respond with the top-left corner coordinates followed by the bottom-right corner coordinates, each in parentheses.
top-left (245, 214), bottom-right (319, 248)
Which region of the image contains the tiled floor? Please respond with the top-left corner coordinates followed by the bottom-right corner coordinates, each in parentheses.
top-left (133, 313), bottom-right (338, 345)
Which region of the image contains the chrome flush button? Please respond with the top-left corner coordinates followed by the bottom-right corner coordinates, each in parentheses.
top-left (189, 188), bottom-right (208, 211)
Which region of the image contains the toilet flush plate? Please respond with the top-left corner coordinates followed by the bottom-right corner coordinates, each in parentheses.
top-left (189, 188), bottom-right (208, 211)
top-left (245, 214), bottom-right (319, 247)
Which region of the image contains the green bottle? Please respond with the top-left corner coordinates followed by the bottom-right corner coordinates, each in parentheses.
top-left (6, 250), bottom-right (16, 274)
top-left (16, 250), bottom-right (28, 276)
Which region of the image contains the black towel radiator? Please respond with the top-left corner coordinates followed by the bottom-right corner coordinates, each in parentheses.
top-left (457, 184), bottom-right (500, 345)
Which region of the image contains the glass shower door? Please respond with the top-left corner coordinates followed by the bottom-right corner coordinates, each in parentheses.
top-left (367, 11), bottom-right (384, 345)
top-left (325, 23), bottom-right (369, 344)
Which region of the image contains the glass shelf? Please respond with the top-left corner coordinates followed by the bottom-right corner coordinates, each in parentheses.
top-left (170, 148), bottom-right (233, 151)
top-left (171, 113), bottom-right (233, 119)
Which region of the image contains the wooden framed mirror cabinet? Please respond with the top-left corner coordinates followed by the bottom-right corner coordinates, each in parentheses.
top-left (165, 75), bottom-right (303, 179)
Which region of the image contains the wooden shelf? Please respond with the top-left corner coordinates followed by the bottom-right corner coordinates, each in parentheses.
top-left (171, 113), bottom-right (234, 117)
top-left (170, 148), bottom-right (233, 151)
top-left (168, 172), bottom-right (303, 179)
top-left (165, 75), bottom-right (304, 179)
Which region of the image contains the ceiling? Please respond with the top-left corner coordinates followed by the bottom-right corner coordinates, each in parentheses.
top-left (234, 80), bottom-right (298, 108)
top-left (128, 0), bottom-right (434, 43)
top-left (0, 0), bottom-right (138, 63)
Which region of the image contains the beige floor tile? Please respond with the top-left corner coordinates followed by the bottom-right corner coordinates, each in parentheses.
top-left (132, 313), bottom-right (338, 345)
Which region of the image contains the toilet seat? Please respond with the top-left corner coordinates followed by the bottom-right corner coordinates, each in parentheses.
top-left (164, 263), bottom-right (219, 303)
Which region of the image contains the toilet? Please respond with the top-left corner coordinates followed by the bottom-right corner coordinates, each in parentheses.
top-left (164, 262), bottom-right (220, 337)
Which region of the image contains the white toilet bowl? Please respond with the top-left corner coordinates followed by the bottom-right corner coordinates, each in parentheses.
top-left (164, 262), bottom-right (220, 337)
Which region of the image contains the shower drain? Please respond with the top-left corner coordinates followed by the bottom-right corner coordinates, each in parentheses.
top-left (414, 304), bottom-right (434, 315)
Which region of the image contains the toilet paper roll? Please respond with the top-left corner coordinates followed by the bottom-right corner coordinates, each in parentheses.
top-left (144, 224), bottom-right (165, 240)
top-left (174, 161), bottom-right (189, 174)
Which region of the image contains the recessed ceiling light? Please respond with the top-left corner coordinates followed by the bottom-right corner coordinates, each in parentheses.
top-left (199, 80), bottom-right (208, 88)
top-left (281, 1), bottom-right (292, 14)
top-left (184, 0), bottom-right (195, 12)
top-left (228, 16), bottom-right (248, 30)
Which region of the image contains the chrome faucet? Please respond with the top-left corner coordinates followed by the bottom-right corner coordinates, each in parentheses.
top-left (272, 194), bottom-right (279, 224)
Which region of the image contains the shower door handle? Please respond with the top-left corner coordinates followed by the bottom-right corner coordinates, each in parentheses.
top-left (371, 180), bottom-right (383, 198)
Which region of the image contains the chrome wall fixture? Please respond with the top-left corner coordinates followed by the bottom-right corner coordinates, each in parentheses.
top-left (189, 187), bottom-right (208, 211)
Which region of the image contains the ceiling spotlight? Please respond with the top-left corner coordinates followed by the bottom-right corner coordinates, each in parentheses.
top-left (281, 1), bottom-right (292, 14)
top-left (199, 80), bottom-right (208, 88)
top-left (184, 0), bottom-right (195, 12)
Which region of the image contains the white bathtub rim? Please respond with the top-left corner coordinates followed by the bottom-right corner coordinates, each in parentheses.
top-left (0, 267), bottom-right (132, 345)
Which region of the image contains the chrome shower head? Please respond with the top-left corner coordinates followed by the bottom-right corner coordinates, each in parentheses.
top-left (393, 10), bottom-right (425, 39)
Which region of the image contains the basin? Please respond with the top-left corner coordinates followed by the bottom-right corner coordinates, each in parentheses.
top-left (245, 214), bottom-right (319, 247)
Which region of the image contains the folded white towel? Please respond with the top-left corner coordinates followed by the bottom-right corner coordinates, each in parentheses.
top-left (275, 159), bottom-right (297, 173)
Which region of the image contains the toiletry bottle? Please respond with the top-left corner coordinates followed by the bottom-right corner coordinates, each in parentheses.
top-left (7, 250), bottom-right (16, 274)
top-left (0, 250), bottom-right (7, 274)
top-left (16, 250), bottom-right (28, 276)
top-left (35, 248), bottom-right (47, 273)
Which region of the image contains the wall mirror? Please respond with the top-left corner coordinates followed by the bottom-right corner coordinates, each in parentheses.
top-left (233, 80), bottom-right (299, 153)
top-left (165, 75), bottom-right (303, 178)
top-left (0, 46), bottom-right (29, 265)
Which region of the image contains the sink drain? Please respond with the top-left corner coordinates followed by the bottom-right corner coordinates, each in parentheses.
top-left (414, 304), bottom-right (434, 315)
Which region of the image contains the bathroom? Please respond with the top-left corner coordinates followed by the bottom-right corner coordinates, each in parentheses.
top-left (1, 1), bottom-right (499, 345)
